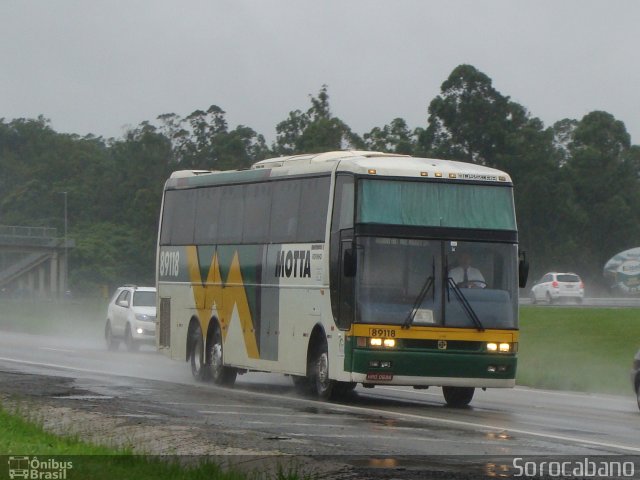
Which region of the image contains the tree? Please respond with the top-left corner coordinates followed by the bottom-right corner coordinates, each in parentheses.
top-left (364, 118), bottom-right (417, 154)
top-left (273, 85), bottom-right (363, 155)
top-left (422, 64), bottom-right (529, 166)
top-left (562, 111), bottom-right (640, 284)
top-left (156, 106), bottom-right (268, 170)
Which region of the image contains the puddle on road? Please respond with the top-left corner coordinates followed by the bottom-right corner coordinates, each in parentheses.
top-left (485, 430), bottom-right (513, 441)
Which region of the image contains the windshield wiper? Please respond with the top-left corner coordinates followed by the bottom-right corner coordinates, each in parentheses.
top-left (402, 262), bottom-right (435, 329)
top-left (446, 277), bottom-right (485, 332)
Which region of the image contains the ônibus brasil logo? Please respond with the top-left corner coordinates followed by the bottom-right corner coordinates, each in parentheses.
top-left (7, 456), bottom-right (73, 479)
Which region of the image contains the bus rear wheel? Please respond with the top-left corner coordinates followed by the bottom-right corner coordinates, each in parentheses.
top-left (189, 324), bottom-right (209, 381)
top-left (442, 386), bottom-right (475, 407)
top-left (208, 325), bottom-right (236, 386)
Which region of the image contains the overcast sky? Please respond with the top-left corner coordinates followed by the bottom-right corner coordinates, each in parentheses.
top-left (1, 0), bottom-right (638, 146)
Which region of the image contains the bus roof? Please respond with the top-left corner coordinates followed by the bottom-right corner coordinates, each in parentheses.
top-left (166, 150), bottom-right (512, 188)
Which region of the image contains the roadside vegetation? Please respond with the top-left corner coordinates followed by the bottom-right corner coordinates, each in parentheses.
top-left (0, 298), bottom-right (106, 337)
top-left (2, 64), bottom-right (639, 295)
top-left (517, 306), bottom-right (640, 394)
top-left (0, 404), bottom-right (303, 480)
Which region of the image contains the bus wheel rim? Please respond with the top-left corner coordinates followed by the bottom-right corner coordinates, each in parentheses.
top-left (212, 343), bottom-right (222, 370)
top-left (318, 353), bottom-right (329, 388)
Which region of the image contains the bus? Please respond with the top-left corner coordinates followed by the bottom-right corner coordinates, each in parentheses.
top-left (156, 150), bottom-right (528, 407)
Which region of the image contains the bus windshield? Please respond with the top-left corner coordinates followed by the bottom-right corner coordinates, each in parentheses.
top-left (355, 238), bottom-right (518, 329)
top-left (358, 179), bottom-right (516, 230)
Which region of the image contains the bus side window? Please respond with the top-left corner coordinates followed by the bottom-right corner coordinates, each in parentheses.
top-left (298, 177), bottom-right (331, 242)
top-left (162, 189), bottom-right (196, 245)
top-left (194, 187), bottom-right (221, 245)
top-left (218, 185), bottom-right (244, 244)
top-left (270, 179), bottom-right (301, 244)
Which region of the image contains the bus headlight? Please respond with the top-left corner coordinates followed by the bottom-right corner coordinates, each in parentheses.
top-left (487, 342), bottom-right (513, 353)
top-left (369, 338), bottom-right (397, 348)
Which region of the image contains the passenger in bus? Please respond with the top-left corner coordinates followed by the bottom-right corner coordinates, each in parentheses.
top-left (449, 252), bottom-right (486, 288)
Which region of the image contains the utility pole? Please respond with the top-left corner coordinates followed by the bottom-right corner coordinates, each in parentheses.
top-left (60, 191), bottom-right (68, 298)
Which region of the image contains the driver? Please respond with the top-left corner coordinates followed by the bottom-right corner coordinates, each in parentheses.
top-left (449, 252), bottom-right (485, 288)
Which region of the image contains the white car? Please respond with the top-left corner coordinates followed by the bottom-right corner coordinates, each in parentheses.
top-left (632, 348), bottom-right (640, 411)
top-left (530, 272), bottom-right (584, 304)
top-left (105, 285), bottom-right (156, 351)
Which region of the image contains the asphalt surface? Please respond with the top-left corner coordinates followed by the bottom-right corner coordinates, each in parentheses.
top-left (1, 329), bottom-right (639, 478)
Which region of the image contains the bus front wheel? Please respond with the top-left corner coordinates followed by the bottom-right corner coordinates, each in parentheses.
top-left (311, 342), bottom-right (334, 400)
top-left (442, 386), bottom-right (475, 407)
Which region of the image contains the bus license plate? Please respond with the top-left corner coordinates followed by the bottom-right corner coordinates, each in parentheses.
top-left (366, 373), bottom-right (393, 381)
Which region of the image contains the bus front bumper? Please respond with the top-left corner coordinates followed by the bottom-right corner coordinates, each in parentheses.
top-left (349, 349), bottom-right (517, 388)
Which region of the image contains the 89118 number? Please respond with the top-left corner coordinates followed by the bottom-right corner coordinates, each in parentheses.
top-left (369, 328), bottom-right (396, 337)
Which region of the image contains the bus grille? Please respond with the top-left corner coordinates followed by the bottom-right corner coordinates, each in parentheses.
top-left (159, 297), bottom-right (171, 348)
top-left (402, 339), bottom-right (483, 352)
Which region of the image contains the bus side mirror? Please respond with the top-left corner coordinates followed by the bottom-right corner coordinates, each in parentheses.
top-left (344, 248), bottom-right (357, 277)
top-left (518, 251), bottom-right (529, 288)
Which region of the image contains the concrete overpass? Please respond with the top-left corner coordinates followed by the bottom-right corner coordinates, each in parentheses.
top-left (0, 225), bottom-right (74, 299)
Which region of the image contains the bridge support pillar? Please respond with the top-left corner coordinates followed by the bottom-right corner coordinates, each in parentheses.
top-left (50, 253), bottom-right (58, 298)
top-left (38, 264), bottom-right (46, 298)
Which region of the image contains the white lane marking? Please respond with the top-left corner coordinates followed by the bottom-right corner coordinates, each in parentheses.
top-left (285, 432), bottom-right (446, 441)
top-left (166, 402), bottom-right (285, 410)
top-left (0, 356), bottom-right (118, 377)
top-left (39, 347), bottom-right (76, 353)
top-left (377, 386), bottom-right (441, 397)
top-left (199, 411), bottom-right (334, 418)
top-left (245, 421), bottom-right (347, 428)
top-left (1, 355), bottom-right (639, 454)
top-left (378, 384), bottom-right (630, 402)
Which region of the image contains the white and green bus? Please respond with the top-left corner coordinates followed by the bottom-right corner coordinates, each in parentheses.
top-left (156, 150), bottom-right (528, 406)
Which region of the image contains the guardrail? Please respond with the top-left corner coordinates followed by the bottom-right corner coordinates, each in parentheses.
top-left (0, 225), bottom-right (71, 248)
top-left (520, 297), bottom-right (640, 307)
top-left (0, 225), bottom-right (58, 238)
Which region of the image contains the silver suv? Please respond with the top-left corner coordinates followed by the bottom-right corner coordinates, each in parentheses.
top-left (105, 285), bottom-right (156, 351)
top-left (530, 272), bottom-right (584, 304)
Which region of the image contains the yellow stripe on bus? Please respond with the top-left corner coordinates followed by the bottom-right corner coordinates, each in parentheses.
top-left (347, 323), bottom-right (518, 343)
top-left (186, 246), bottom-right (260, 360)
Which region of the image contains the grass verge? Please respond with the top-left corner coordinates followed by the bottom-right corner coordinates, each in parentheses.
top-left (517, 306), bottom-right (640, 395)
top-left (0, 404), bottom-right (302, 480)
top-left (0, 298), bottom-right (106, 337)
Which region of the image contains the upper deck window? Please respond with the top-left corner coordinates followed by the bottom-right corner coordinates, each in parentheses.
top-left (358, 179), bottom-right (516, 230)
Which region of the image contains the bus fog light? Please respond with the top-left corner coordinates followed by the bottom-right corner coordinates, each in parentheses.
top-left (383, 338), bottom-right (396, 348)
top-left (488, 365), bottom-right (497, 372)
top-left (369, 360), bottom-right (380, 367)
top-left (370, 338), bottom-right (382, 347)
top-left (136, 328), bottom-right (144, 334)
top-left (498, 365), bottom-right (508, 372)
top-left (499, 343), bottom-right (510, 352)
top-left (381, 361), bottom-right (392, 368)
top-left (487, 343), bottom-right (498, 352)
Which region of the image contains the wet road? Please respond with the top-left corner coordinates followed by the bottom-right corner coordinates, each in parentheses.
top-left (0, 330), bottom-right (639, 470)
